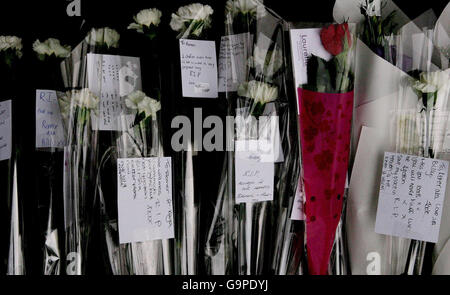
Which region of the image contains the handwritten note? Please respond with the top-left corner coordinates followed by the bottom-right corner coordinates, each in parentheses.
top-left (179, 39), bottom-right (218, 98)
top-left (36, 90), bottom-right (66, 149)
top-left (0, 100), bottom-right (12, 161)
top-left (117, 157), bottom-right (174, 244)
top-left (87, 54), bottom-right (142, 131)
top-left (235, 140), bottom-right (274, 204)
top-left (218, 33), bottom-right (252, 92)
top-left (375, 152), bottom-right (449, 243)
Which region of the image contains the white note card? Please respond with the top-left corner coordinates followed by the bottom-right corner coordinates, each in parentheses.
top-left (36, 90), bottom-right (66, 149)
top-left (218, 33), bottom-right (252, 92)
top-left (375, 152), bottom-right (449, 243)
top-left (87, 54), bottom-right (142, 131)
top-left (117, 157), bottom-right (174, 244)
top-left (235, 141), bottom-right (274, 204)
top-left (179, 39), bottom-right (218, 98)
top-left (0, 100), bottom-right (12, 162)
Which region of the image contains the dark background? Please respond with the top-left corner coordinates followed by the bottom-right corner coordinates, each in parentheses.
top-left (0, 0), bottom-right (448, 275)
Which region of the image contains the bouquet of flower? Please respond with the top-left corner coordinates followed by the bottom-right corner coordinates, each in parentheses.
top-left (0, 35), bottom-right (25, 275)
top-left (296, 22), bottom-right (356, 275)
top-left (204, 0), bottom-right (301, 275)
top-left (32, 37), bottom-right (71, 275)
top-left (57, 27), bottom-right (120, 274)
top-left (168, 2), bottom-right (216, 275)
top-left (383, 25), bottom-right (450, 275)
top-left (97, 89), bottom-right (173, 275)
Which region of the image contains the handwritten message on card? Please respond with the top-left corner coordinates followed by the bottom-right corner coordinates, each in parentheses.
top-left (36, 90), bottom-right (66, 149)
top-left (235, 140), bottom-right (274, 204)
top-left (375, 152), bottom-right (449, 243)
top-left (117, 157), bottom-right (174, 244)
top-left (87, 54), bottom-right (142, 131)
top-left (179, 39), bottom-right (218, 98)
top-left (291, 178), bottom-right (305, 221)
top-left (218, 33), bottom-right (252, 92)
top-left (0, 100), bottom-right (12, 161)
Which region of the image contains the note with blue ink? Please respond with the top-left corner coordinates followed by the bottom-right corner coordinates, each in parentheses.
top-left (36, 90), bottom-right (66, 149)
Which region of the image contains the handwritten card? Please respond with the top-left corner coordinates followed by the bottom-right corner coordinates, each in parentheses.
top-left (117, 157), bottom-right (174, 244)
top-left (218, 33), bottom-right (252, 92)
top-left (375, 152), bottom-right (449, 243)
top-left (235, 140), bottom-right (274, 204)
top-left (87, 54), bottom-right (142, 131)
top-left (179, 39), bottom-right (218, 98)
top-left (36, 90), bottom-right (66, 149)
top-left (0, 100), bottom-right (12, 162)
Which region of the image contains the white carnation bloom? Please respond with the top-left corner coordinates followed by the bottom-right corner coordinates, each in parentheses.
top-left (238, 80), bottom-right (278, 104)
top-left (104, 28), bottom-right (120, 48)
top-left (170, 3), bottom-right (214, 37)
top-left (126, 90), bottom-right (161, 119)
top-left (85, 28), bottom-right (120, 48)
top-left (138, 96), bottom-right (161, 118)
top-left (73, 89), bottom-right (99, 110)
top-left (413, 69), bottom-right (450, 94)
top-left (0, 35), bottom-right (23, 58)
top-left (33, 40), bottom-right (52, 56)
top-left (33, 38), bottom-right (71, 58)
top-left (225, 0), bottom-right (267, 19)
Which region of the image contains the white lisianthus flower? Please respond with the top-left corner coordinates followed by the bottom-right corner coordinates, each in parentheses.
top-left (248, 45), bottom-right (283, 78)
top-left (73, 89), bottom-right (99, 110)
top-left (170, 3), bottom-right (214, 38)
top-left (238, 80), bottom-right (278, 104)
top-left (128, 8), bottom-right (162, 33)
top-left (225, 0), bottom-right (267, 20)
top-left (33, 38), bottom-right (71, 58)
top-left (0, 35), bottom-right (23, 58)
top-left (126, 90), bottom-right (161, 119)
top-left (85, 28), bottom-right (120, 49)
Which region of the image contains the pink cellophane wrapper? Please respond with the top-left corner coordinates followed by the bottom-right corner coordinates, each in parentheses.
top-left (298, 88), bottom-right (354, 275)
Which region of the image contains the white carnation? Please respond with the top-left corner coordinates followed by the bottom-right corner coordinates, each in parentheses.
top-left (73, 89), bottom-right (99, 110)
top-left (238, 80), bottom-right (278, 104)
top-left (33, 38), bottom-right (71, 58)
top-left (126, 90), bottom-right (161, 119)
top-left (225, 0), bottom-right (267, 19)
top-left (413, 69), bottom-right (450, 94)
top-left (170, 3), bottom-right (214, 37)
top-left (0, 35), bottom-right (23, 58)
top-left (129, 8), bottom-right (162, 33)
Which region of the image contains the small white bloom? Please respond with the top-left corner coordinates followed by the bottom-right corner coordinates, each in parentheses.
top-left (33, 38), bottom-right (71, 58)
top-left (128, 8), bottom-right (162, 33)
top-left (225, 0), bottom-right (267, 19)
top-left (0, 35), bottom-right (23, 58)
top-left (413, 69), bottom-right (450, 94)
top-left (73, 89), bottom-right (99, 110)
top-left (170, 3), bottom-right (214, 37)
top-left (85, 28), bottom-right (120, 48)
top-left (125, 90), bottom-right (146, 109)
top-left (238, 80), bottom-right (278, 104)
top-left (126, 90), bottom-right (161, 119)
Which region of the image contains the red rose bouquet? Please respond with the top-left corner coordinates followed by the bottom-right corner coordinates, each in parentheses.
top-left (296, 23), bottom-right (355, 275)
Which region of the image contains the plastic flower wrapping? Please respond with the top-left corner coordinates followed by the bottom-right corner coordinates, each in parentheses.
top-left (202, 0), bottom-right (302, 275)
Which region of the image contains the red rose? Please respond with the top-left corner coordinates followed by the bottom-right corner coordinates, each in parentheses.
top-left (320, 23), bottom-right (352, 56)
